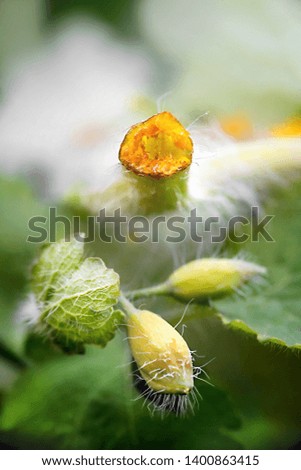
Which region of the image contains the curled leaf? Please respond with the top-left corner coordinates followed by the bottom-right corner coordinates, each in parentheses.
top-left (32, 238), bottom-right (123, 347)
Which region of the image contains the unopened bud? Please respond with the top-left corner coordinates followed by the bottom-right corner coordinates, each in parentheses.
top-left (168, 258), bottom-right (266, 300)
top-left (127, 309), bottom-right (193, 395)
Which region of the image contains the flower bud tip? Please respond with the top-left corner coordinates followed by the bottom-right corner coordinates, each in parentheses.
top-left (127, 309), bottom-right (194, 395)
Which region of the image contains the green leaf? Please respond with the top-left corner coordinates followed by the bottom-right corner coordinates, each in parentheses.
top-left (32, 237), bottom-right (84, 303)
top-left (32, 239), bottom-right (123, 347)
top-left (0, 335), bottom-right (242, 450)
top-left (136, 295), bottom-right (301, 449)
top-left (213, 180), bottom-right (301, 349)
top-left (178, 305), bottom-right (301, 449)
top-left (0, 174), bottom-right (47, 351)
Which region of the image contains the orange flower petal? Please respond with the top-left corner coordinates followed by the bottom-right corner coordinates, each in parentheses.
top-left (219, 114), bottom-right (253, 140)
top-left (119, 111), bottom-right (193, 178)
top-left (270, 117), bottom-right (301, 137)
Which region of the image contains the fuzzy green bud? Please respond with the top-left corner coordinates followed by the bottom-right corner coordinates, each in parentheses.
top-left (168, 258), bottom-right (266, 300)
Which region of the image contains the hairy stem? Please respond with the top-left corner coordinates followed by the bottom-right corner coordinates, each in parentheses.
top-left (118, 292), bottom-right (138, 316)
top-left (123, 170), bottom-right (189, 215)
top-left (125, 282), bottom-right (170, 301)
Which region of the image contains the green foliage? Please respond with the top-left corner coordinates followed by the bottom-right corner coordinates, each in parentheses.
top-left (185, 307), bottom-right (301, 449)
top-left (32, 238), bottom-right (123, 347)
top-left (122, 178), bottom-right (301, 448)
top-left (32, 237), bottom-right (84, 303)
top-left (1, 0), bottom-right (301, 451)
top-left (1, 165), bottom-right (301, 451)
top-left (0, 175), bottom-right (46, 350)
top-left (48, 0), bottom-right (139, 38)
top-left (143, 299), bottom-right (301, 449)
top-left (0, 336), bottom-right (242, 450)
top-left (213, 181), bottom-right (301, 349)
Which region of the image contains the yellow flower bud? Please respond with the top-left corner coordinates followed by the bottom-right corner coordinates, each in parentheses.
top-left (127, 309), bottom-right (193, 395)
top-left (168, 258), bottom-right (266, 300)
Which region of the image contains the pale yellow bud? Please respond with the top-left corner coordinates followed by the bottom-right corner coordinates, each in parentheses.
top-left (168, 258), bottom-right (266, 300)
top-left (127, 309), bottom-right (193, 394)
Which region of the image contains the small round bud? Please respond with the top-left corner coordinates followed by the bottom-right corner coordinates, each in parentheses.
top-left (127, 309), bottom-right (193, 394)
top-left (168, 258), bottom-right (266, 300)
top-left (119, 111), bottom-right (193, 178)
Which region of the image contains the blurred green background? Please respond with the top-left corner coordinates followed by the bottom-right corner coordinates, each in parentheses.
top-left (0, 0), bottom-right (301, 451)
